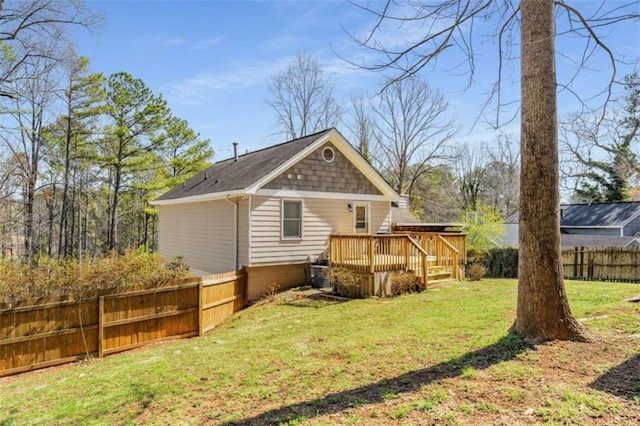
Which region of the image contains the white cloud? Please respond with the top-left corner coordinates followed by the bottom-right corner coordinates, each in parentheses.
top-left (154, 36), bottom-right (222, 51)
top-left (165, 59), bottom-right (287, 106)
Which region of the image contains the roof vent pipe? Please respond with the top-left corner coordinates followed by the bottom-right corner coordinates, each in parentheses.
top-left (233, 142), bottom-right (238, 161)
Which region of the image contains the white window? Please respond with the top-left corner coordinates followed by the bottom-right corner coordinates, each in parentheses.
top-left (354, 203), bottom-right (369, 234)
top-left (282, 200), bottom-right (302, 239)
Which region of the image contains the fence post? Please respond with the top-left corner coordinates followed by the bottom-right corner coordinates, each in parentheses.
top-left (98, 296), bottom-right (104, 358)
top-left (198, 278), bottom-right (203, 336)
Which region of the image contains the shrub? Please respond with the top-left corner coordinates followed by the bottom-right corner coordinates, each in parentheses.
top-left (328, 267), bottom-right (368, 298)
top-left (390, 272), bottom-right (422, 295)
top-left (467, 262), bottom-right (487, 281)
top-left (0, 250), bottom-right (193, 303)
top-left (485, 247), bottom-right (518, 278)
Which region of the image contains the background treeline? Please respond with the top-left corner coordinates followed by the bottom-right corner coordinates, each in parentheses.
top-left (0, 1), bottom-right (213, 265)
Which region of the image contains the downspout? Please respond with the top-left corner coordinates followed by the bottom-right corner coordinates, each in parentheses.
top-left (225, 195), bottom-right (238, 270)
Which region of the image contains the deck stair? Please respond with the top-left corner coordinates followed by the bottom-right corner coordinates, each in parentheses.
top-left (426, 265), bottom-right (456, 286)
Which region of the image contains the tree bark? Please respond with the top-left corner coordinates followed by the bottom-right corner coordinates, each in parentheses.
top-left (513, 0), bottom-right (589, 342)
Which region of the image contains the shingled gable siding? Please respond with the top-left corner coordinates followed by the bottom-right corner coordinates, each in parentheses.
top-left (250, 195), bottom-right (391, 265)
top-left (158, 200), bottom-right (235, 274)
top-left (262, 143), bottom-right (383, 195)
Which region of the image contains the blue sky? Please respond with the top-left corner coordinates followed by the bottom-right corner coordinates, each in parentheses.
top-left (77, 1), bottom-right (639, 161)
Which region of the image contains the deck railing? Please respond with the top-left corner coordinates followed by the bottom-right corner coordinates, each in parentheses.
top-left (329, 232), bottom-right (466, 282)
top-left (407, 233), bottom-right (465, 280)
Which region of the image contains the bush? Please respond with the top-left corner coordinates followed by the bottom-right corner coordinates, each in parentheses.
top-left (328, 267), bottom-right (368, 298)
top-left (467, 262), bottom-right (487, 281)
top-left (390, 272), bottom-right (423, 295)
top-left (485, 247), bottom-right (518, 278)
top-left (0, 250), bottom-right (192, 303)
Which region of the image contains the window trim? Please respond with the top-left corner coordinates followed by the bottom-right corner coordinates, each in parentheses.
top-left (281, 199), bottom-right (303, 240)
top-left (322, 146), bottom-right (335, 163)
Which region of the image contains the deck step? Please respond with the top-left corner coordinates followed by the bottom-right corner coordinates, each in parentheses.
top-left (427, 271), bottom-right (452, 281)
top-left (426, 278), bottom-right (456, 288)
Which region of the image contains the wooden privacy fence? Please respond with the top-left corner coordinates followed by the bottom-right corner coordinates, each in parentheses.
top-left (562, 246), bottom-right (640, 282)
top-left (0, 269), bottom-right (246, 378)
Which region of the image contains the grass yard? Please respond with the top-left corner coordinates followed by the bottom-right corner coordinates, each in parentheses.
top-left (0, 279), bottom-right (638, 425)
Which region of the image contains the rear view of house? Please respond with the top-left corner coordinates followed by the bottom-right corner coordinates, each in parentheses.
top-left (152, 128), bottom-right (401, 299)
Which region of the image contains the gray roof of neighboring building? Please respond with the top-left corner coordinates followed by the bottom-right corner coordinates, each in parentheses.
top-left (560, 202), bottom-right (640, 227)
top-left (504, 202), bottom-right (640, 228)
top-left (156, 129), bottom-right (332, 201)
top-left (505, 212), bottom-right (519, 224)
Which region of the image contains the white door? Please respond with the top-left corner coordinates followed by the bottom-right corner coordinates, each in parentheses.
top-left (353, 203), bottom-right (369, 234)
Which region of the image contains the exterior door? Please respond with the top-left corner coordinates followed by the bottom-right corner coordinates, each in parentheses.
top-left (354, 203), bottom-right (369, 234)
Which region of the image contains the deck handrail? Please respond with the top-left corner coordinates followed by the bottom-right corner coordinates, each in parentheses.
top-left (408, 236), bottom-right (429, 285)
top-left (435, 234), bottom-right (460, 280)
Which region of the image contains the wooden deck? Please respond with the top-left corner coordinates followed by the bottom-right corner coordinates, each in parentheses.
top-left (329, 233), bottom-right (466, 286)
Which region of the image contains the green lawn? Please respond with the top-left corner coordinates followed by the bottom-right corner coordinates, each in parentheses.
top-left (1, 279), bottom-right (638, 425)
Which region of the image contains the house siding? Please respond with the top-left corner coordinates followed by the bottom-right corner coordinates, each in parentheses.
top-left (263, 142), bottom-right (383, 195)
top-left (562, 227), bottom-right (621, 237)
top-left (158, 200), bottom-right (235, 274)
top-left (250, 196), bottom-right (391, 265)
top-left (623, 216), bottom-right (640, 237)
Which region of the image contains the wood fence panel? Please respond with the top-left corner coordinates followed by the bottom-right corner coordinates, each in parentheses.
top-left (100, 284), bottom-right (200, 356)
top-left (0, 297), bottom-right (99, 377)
top-left (201, 269), bottom-right (246, 334)
top-left (1, 269), bottom-right (247, 377)
top-left (561, 246), bottom-right (640, 282)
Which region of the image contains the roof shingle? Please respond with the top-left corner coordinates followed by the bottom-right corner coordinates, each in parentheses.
top-left (156, 129), bottom-right (333, 201)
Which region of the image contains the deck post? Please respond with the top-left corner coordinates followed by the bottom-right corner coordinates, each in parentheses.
top-left (422, 252), bottom-right (428, 287)
top-left (369, 235), bottom-right (375, 273)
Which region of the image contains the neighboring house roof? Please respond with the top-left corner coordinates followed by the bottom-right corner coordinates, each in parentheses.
top-left (560, 202), bottom-right (640, 228)
top-left (504, 202), bottom-right (640, 228)
top-left (505, 212), bottom-right (519, 224)
top-left (561, 234), bottom-right (639, 247)
top-left (152, 128), bottom-right (399, 205)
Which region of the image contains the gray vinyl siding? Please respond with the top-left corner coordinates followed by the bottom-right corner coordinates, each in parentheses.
top-left (623, 216), bottom-right (640, 237)
top-left (158, 200), bottom-right (235, 274)
top-left (561, 227), bottom-right (621, 237)
top-left (249, 196), bottom-right (391, 265)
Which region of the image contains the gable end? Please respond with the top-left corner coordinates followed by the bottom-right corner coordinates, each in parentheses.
top-left (262, 142), bottom-right (383, 195)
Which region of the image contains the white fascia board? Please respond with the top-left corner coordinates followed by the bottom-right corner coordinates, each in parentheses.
top-left (560, 225), bottom-right (622, 229)
top-left (150, 190), bottom-right (246, 206)
top-left (246, 128), bottom-right (401, 201)
top-left (255, 188), bottom-right (390, 202)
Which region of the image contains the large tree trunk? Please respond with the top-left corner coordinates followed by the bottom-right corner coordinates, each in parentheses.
top-left (512, 0), bottom-right (589, 342)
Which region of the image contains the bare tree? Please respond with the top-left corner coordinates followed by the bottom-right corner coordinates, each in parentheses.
top-left (0, 0), bottom-right (99, 99)
top-left (452, 144), bottom-right (487, 212)
top-left (350, 0), bottom-right (638, 342)
top-left (372, 76), bottom-right (457, 197)
top-left (484, 134), bottom-right (520, 216)
top-left (267, 52), bottom-right (341, 139)
top-left (1, 46), bottom-right (61, 265)
top-left (561, 72), bottom-right (640, 202)
top-left (345, 91), bottom-right (374, 162)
